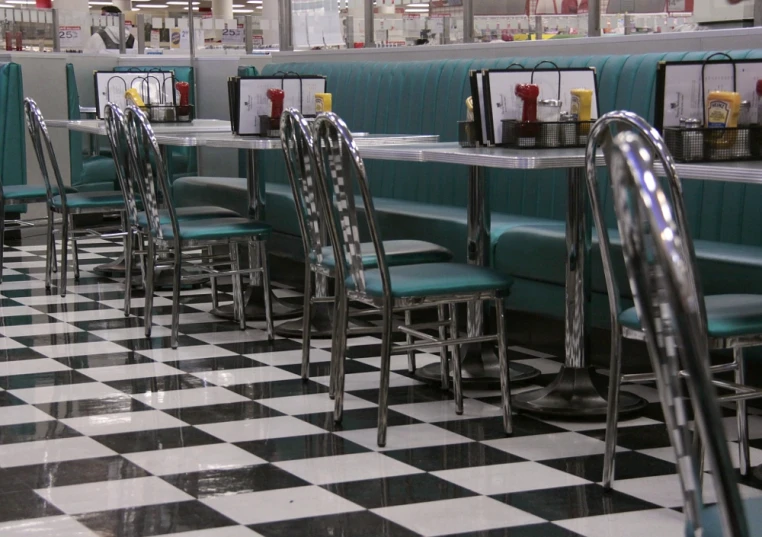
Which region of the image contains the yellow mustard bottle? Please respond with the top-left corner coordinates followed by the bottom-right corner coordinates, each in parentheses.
top-left (124, 88), bottom-right (146, 109)
top-left (706, 90), bottom-right (741, 148)
top-left (570, 89), bottom-right (593, 121)
top-left (315, 93), bottom-right (332, 113)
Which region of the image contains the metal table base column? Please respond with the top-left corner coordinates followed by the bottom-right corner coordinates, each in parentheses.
top-left (514, 167), bottom-right (646, 418)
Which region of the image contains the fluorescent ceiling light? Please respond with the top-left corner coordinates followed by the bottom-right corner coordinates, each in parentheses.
top-left (168, 1), bottom-right (199, 5)
top-left (6, 1), bottom-right (35, 5)
top-left (89, 2), bottom-right (113, 5)
top-left (232, 8), bottom-right (251, 12)
top-left (141, 4), bottom-right (169, 7)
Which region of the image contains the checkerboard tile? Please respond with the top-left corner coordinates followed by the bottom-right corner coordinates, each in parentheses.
top-left (0, 239), bottom-right (758, 537)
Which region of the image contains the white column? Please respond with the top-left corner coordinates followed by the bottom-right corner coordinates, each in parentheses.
top-left (112, 0), bottom-right (131, 12)
top-left (212, 0), bottom-right (232, 21)
top-left (261, 0), bottom-right (279, 45)
top-left (54, 0), bottom-right (88, 11)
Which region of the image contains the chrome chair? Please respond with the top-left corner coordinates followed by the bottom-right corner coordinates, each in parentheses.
top-left (312, 112), bottom-right (514, 447)
top-left (279, 108), bottom-right (454, 386)
top-left (24, 98), bottom-right (126, 297)
top-left (606, 128), bottom-right (752, 537)
top-left (103, 102), bottom-right (239, 315)
top-left (585, 111), bottom-right (762, 489)
top-left (123, 104), bottom-right (274, 348)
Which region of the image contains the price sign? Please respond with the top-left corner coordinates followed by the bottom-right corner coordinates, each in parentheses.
top-left (253, 34), bottom-right (263, 46)
top-left (150, 29), bottom-right (160, 47)
top-left (221, 26), bottom-right (244, 45)
top-left (59, 25), bottom-right (83, 49)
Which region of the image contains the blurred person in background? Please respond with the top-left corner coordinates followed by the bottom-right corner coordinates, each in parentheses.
top-left (84, 6), bottom-right (135, 53)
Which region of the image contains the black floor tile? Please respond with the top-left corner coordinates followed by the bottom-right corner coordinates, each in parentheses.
top-left (219, 339), bottom-right (302, 355)
top-left (251, 511), bottom-right (420, 537)
top-left (449, 523), bottom-right (585, 537)
top-left (385, 443), bottom-right (524, 472)
top-left (59, 353), bottom-right (157, 369)
top-left (0, 391), bottom-right (28, 407)
top-left (3, 455), bottom-right (150, 488)
top-left (0, 347), bottom-right (47, 362)
top-left (492, 484), bottom-right (660, 521)
top-left (352, 384), bottom-right (454, 406)
top-left (298, 407), bottom-right (420, 432)
top-left (104, 374), bottom-right (208, 395)
top-left (540, 451), bottom-right (678, 482)
top-left (75, 501), bottom-right (236, 537)
top-left (0, 370), bottom-right (95, 390)
top-left (236, 433), bottom-right (370, 462)
top-left (228, 378), bottom-right (329, 400)
top-left (166, 355), bottom-right (265, 373)
top-left (35, 395), bottom-right (153, 418)
top-left (0, 420), bottom-right (81, 444)
top-left (11, 331), bottom-right (105, 347)
top-left (0, 490), bottom-right (63, 523)
top-left (94, 426), bottom-right (223, 454)
top-left (163, 464), bottom-right (309, 498)
top-left (434, 415), bottom-right (566, 441)
top-left (323, 473), bottom-right (477, 509)
top-left (111, 335), bottom-right (206, 351)
top-left (72, 317), bottom-right (147, 331)
top-left (280, 359), bottom-right (378, 378)
top-left (582, 424), bottom-right (672, 451)
top-left (164, 400), bottom-right (283, 425)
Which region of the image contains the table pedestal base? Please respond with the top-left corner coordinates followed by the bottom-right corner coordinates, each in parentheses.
top-left (513, 365), bottom-right (647, 418)
top-left (211, 287), bottom-right (302, 321)
top-left (415, 342), bottom-right (540, 386)
top-left (274, 304), bottom-right (381, 338)
top-left (93, 255), bottom-right (131, 277)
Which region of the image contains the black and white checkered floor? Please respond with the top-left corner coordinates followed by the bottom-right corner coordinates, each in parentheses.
top-left (1, 237), bottom-right (761, 537)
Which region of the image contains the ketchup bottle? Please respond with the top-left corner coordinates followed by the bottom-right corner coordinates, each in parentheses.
top-left (4, 32), bottom-right (11, 52)
top-left (14, 31), bottom-right (21, 51)
top-left (515, 83), bottom-right (540, 137)
top-left (175, 81), bottom-right (190, 119)
top-left (266, 88), bottom-right (285, 131)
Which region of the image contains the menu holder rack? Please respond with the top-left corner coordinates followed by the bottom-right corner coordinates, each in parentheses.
top-left (94, 70), bottom-right (192, 123)
top-left (501, 119), bottom-right (594, 149)
top-left (664, 126), bottom-right (762, 162)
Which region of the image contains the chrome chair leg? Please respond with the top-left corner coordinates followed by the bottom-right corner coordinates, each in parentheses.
top-left (144, 238), bottom-right (155, 337)
top-left (209, 246), bottom-right (219, 311)
top-left (603, 326), bottom-right (623, 490)
top-left (123, 228), bottom-right (133, 317)
top-left (495, 297), bottom-right (512, 434)
top-left (333, 294), bottom-right (349, 422)
top-left (405, 309), bottom-right (416, 374)
top-left (300, 264), bottom-right (314, 381)
top-left (259, 242), bottom-right (274, 340)
top-left (438, 304), bottom-right (450, 390)
top-left (69, 214), bottom-right (80, 282)
top-left (229, 242), bottom-right (245, 330)
top-left (735, 346), bottom-right (750, 476)
top-left (50, 210), bottom-right (57, 274)
top-left (45, 209), bottom-right (54, 288)
top-left (328, 293), bottom-right (343, 400)
top-left (60, 212), bottom-right (69, 297)
top-left (376, 301), bottom-right (395, 448)
top-left (450, 302), bottom-right (464, 415)
top-left (170, 248), bottom-right (182, 349)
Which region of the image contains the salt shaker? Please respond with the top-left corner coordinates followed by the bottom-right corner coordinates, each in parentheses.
top-left (537, 99), bottom-right (562, 147)
top-left (681, 118), bottom-right (703, 161)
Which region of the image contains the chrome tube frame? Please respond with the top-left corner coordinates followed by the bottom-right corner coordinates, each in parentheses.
top-left (606, 129), bottom-right (748, 537)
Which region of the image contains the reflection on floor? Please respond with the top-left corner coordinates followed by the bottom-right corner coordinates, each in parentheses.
top-left (0, 237), bottom-right (760, 537)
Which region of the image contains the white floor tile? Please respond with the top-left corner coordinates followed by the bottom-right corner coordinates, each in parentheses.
top-left (390, 399), bottom-right (501, 423)
top-left (0, 280), bottom-right (48, 291)
top-left (67, 283), bottom-right (125, 294)
top-left (612, 473), bottom-right (762, 508)
top-left (35, 476), bottom-right (192, 514)
top-left (13, 295), bottom-right (92, 306)
top-left (373, 496), bottom-right (544, 536)
top-left (9, 383), bottom-right (123, 405)
top-left (202, 486), bottom-right (364, 525)
top-left (256, 392), bottom-right (376, 416)
top-left (0, 516), bottom-right (98, 536)
top-left (335, 423), bottom-right (472, 452)
top-left (304, 336), bottom-right (381, 349)
top-left (642, 442), bottom-right (762, 470)
top-left (167, 528), bottom-right (264, 537)
top-left (89, 326), bottom-right (173, 342)
top-left (0, 322), bottom-right (81, 338)
top-left (132, 387), bottom-right (249, 410)
top-left (125, 443), bottom-right (266, 476)
top-left (61, 410), bottom-right (186, 436)
top-left (31, 341), bottom-right (130, 359)
top-left (197, 416), bottom-right (325, 443)
top-left (137, 345), bottom-right (238, 362)
top-left (275, 452), bottom-right (423, 485)
top-left (484, 432), bottom-right (626, 461)
top-left (433, 461), bottom-right (590, 495)
top-left (312, 372), bottom-right (422, 392)
top-left (192, 366), bottom-right (300, 387)
top-left (80, 362), bottom-right (184, 382)
top-left (0, 405), bottom-right (54, 426)
top-left (245, 348), bottom-right (332, 367)
top-left (0, 305), bottom-right (49, 318)
top-left (0, 358), bottom-right (70, 377)
top-left (355, 353), bottom-right (441, 372)
top-left (191, 330), bottom-right (276, 345)
top-left (150, 312), bottom-right (227, 326)
top-left (47, 309), bottom-right (127, 323)
top-left (540, 415), bottom-right (661, 432)
top-left (101, 297), bottom-right (173, 309)
top-left (555, 508), bottom-right (686, 537)
top-left (0, 437), bottom-right (115, 468)
top-left (0, 338), bottom-right (25, 351)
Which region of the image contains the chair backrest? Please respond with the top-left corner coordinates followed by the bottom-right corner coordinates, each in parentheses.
top-left (104, 103), bottom-right (139, 226)
top-left (279, 108), bottom-right (326, 264)
top-left (603, 128), bottom-right (747, 537)
top-left (123, 104), bottom-right (177, 242)
top-left (23, 98), bottom-right (68, 206)
top-left (312, 112), bottom-right (389, 300)
top-left (585, 110), bottom-right (709, 331)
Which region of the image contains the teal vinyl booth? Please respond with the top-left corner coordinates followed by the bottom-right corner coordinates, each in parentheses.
top-left (0, 62), bottom-right (27, 219)
top-left (66, 64), bottom-right (198, 192)
top-left (173, 50), bottom-right (762, 331)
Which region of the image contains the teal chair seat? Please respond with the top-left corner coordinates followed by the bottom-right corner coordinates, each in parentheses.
top-left (620, 294), bottom-right (762, 338)
top-left (4, 184), bottom-right (76, 201)
top-left (312, 239), bottom-right (453, 269)
top-left (52, 191), bottom-right (125, 210)
top-left (136, 205), bottom-right (239, 227)
top-left (156, 217), bottom-right (271, 241)
top-left (349, 262), bottom-right (513, 299)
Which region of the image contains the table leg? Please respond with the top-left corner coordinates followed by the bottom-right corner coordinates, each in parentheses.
top-left (415, 165), bottom-right (539, 386)
top-left (210, 149), bottom-right (301, 321)
top-left (513, 168), bottom-right (646, 418)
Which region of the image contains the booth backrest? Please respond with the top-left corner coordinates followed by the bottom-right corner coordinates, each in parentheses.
top-left (0, 62), bottom-right (26, 191)
top-left (260, 50), bottom-right (762, 247)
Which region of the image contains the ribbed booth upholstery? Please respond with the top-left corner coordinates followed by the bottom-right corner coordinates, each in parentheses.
top-left (173, 50), bottom-right (762, 327)
top-left (0, 62), bottom-right (27, 216)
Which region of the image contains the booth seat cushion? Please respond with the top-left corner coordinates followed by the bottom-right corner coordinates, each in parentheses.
top-left (136, 205), bottom-right (240, 227)
top-left (352, 263), bottom-right (513, 299)
top-left (620, 294), bottom-right (762, 339)
top-left (75, 155), bottom-right (117, 192)
top-left (313, 240), bottom-right (453, 269)
top-left (52, 191), bottom-right (124, 210)
top-left (156, 217), bottom-right (270, 242)
top-left (3, 184), bottom-right (76, 200)
top-left (493, 223), bottom-right (762, 298)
